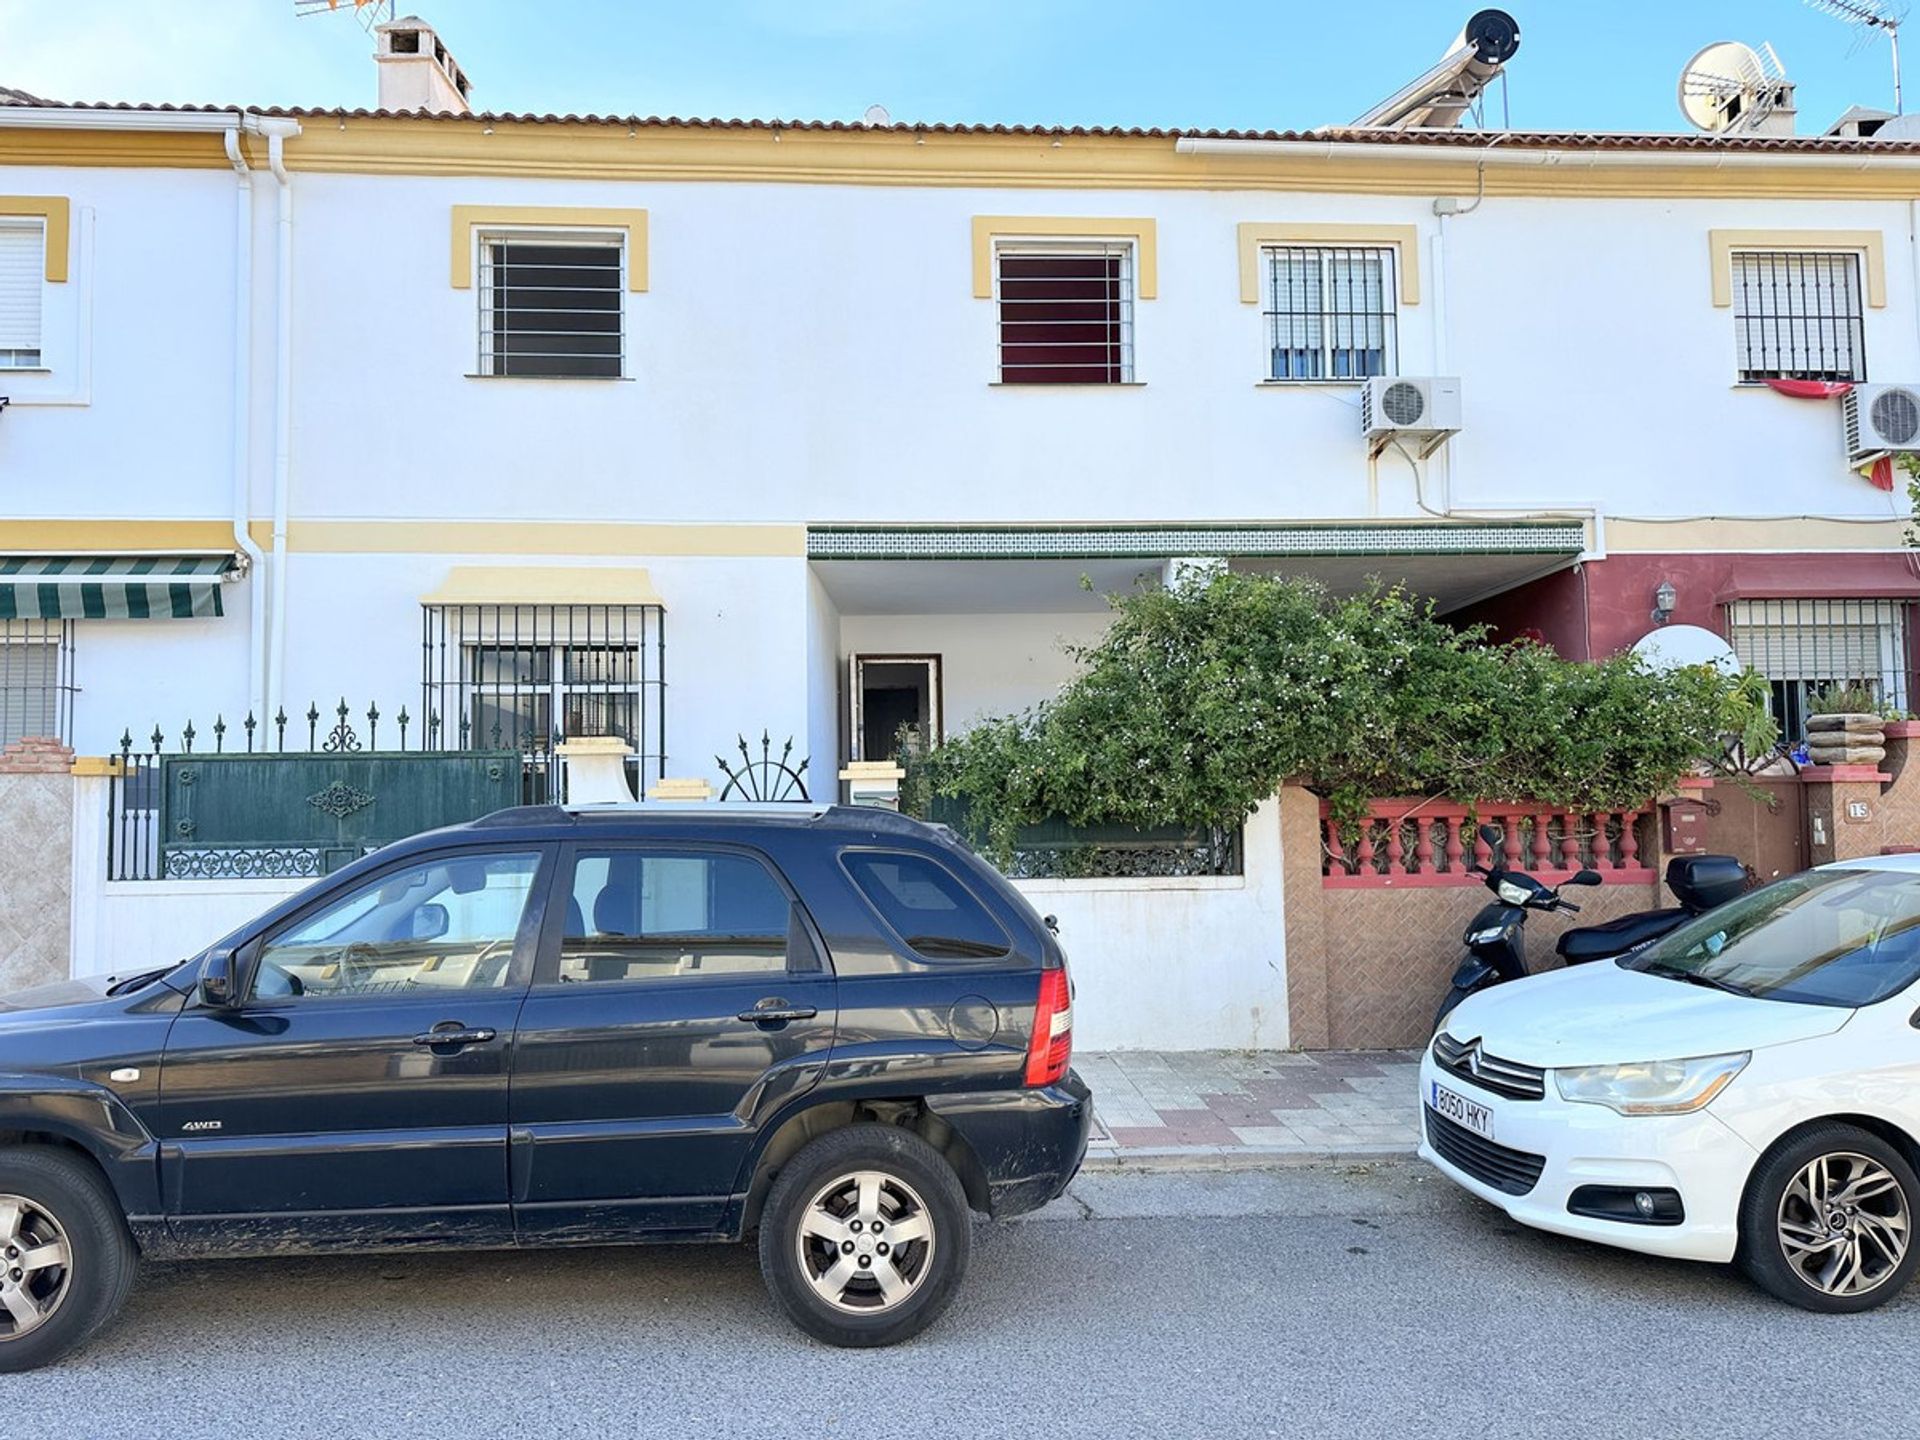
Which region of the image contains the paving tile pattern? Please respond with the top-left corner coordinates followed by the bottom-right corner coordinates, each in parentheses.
top-left (1077, 1049), bottom-right (1422, 1158)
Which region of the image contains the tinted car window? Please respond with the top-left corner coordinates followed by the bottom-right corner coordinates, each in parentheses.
top-left (254, 850), bottom-right (542, 999)
top-left (842, 850), bottom-right (1011, 960)
top-left (557, 848), bottom-right (791, 982)
top-left (1627, 866), bottom-right (1920, 1008)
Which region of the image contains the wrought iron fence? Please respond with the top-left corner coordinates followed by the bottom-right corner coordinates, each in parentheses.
top-left (925, 796), bottom-right (1242, 879)
top-left (716, 732), bottom-right (809, 801)
top-left (105, 700), bottom-right (551, 881)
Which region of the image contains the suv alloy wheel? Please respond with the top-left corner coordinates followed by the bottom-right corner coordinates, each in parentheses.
top-left (758, 1124), bottom-right (970, 1346)
top-left (0, 1147), bottom-right (138, 1372)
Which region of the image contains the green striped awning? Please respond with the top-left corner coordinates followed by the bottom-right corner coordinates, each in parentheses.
top-left (0, 555), bottom-right (240, 620)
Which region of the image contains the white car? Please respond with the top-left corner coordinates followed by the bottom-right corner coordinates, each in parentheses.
top-left (1421, 853), bottom-right (1920, 1312)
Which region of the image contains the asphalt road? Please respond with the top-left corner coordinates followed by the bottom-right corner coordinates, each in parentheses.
top-left (17, 1162), bottom-right (1913, 1439)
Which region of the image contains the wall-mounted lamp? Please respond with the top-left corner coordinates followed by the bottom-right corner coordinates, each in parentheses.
top-left (1651, 579), bottom-right (1678, 626)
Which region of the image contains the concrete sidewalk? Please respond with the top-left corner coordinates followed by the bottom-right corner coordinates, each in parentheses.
top-left (1077, 1049), bottom-right (1421, 1168)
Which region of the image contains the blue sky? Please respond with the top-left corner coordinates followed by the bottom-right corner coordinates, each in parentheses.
top-left (0, 1), bottom-right (1909, 134)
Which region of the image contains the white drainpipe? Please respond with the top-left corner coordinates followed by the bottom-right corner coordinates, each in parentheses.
top-left (222, 122), bottom-right (268, 722)
top-left (253, 119), bottom-right (301, 719)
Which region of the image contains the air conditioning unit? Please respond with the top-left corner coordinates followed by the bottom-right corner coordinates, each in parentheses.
top-left (1361, 376), bottom-right (1463, 459)
top-left (1843, 383), bottom-right (1920, 464)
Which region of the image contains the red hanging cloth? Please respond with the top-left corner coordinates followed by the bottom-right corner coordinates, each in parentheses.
top-left (1761, 379), bottom-right (1854, 399)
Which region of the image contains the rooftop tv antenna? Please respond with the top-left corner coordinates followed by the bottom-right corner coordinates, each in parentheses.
top-left (1351, 9), bottom-right (1521, 130)
top-left (293, 0), bottom-right (395, 33)
top-left (1806, 0), bottom-right (1907, 113)
top-left (1677, 41), bottom-right (1793, 135)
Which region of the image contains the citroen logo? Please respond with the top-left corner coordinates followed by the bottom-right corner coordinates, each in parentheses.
top-left (1463, 1040), bottom-right (1483, 1075)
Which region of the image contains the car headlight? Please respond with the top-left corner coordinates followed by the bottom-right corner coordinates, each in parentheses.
top-left (1553, 1052), bottom-right (1749, 1115)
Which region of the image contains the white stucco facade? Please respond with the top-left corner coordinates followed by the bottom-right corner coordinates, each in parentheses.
top-left (5, 122), bottom-right (1916, 765)
top-left (9, 107), bottom-right (1920, 1042)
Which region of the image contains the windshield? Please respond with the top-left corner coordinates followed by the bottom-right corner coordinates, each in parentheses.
top-left (1624, 867), bottom-right (1920, 1009)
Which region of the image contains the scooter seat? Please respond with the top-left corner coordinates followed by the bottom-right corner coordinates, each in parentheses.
top-left (1555, 907), bottom-right (1690, 964)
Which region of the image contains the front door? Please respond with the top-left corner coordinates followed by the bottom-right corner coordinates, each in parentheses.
top-left (510, 841), bottom-right (836, 1241)
top-left (156, 844), bottom-right (551, 1250)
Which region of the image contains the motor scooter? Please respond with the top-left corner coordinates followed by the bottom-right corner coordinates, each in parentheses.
top-left (1432, 826), bottom-right (1598, 1034)
top-left (1432, 827), bottom-right (1750, 1033)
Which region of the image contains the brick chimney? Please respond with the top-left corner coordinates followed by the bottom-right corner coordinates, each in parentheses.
top-left (374, 15), bottom-right (472, 115)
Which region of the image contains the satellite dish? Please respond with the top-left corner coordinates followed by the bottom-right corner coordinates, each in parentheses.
top-left (1872, 111), bottom-right (1920, 138)
top-left (1679, 40), bottom-right (1789, 133)
top-left (863, 104), bottom-right (892, 127)
top-left (1632, 624), bottom-right (1743, 675)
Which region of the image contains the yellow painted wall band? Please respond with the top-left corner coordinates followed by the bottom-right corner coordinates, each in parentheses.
top-left (9, 122), bottom-right (1920, 201)
top-left (3, 519), bottom-right (806, 558)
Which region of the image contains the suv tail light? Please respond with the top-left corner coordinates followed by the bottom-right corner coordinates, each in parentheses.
top-left (1024, 965), bottom-right (1073, 1087)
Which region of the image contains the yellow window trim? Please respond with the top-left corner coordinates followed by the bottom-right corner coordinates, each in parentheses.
top-left (421, 565), bottom-right (665, 609)
top-left (450, 205), bottom-right (649, 291)
top-left (1709, 228), bottom-right (1886, 308)
top-left (971, 216), bottom-right (1158, 298)
top-left (1236, 223), bottom-right (1420, 305)
top-left (0, 197), bottom-right (70, 282)
top-left (3, 519), bottom-right (803, 559)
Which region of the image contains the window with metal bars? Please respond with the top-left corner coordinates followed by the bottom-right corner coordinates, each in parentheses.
top-left (1726, 598), bottom-right (1913, 738)
top-left (477, 234), bottom-right (624, 378)
top-left (421, 604), bottom-right (666, 785)
top-left (1731, 251), bottom-right (1866, 384)
top-left (0, 620), bottom-right (74, 746)
top-left (1263, 245), bottom-right (1396, 382)
top-left (0, 221), bottom-right (44, 370)
top-left (995, 243), bottom-right (1134, 384)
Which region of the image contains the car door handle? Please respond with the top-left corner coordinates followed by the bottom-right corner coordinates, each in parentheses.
top-left (737, 1003), bottom-right (818, 1024)
top-left (412, 1026), bottom-right (497, 1047)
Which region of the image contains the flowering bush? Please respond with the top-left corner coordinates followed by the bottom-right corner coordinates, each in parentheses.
top-left (907, 572), bottom-right (1775, 860)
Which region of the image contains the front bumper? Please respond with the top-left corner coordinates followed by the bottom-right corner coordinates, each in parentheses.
top-left (927, 1069), bottom-right (1092, 1218)
top-left (1417, 1050), bottom-right (1760, 1263)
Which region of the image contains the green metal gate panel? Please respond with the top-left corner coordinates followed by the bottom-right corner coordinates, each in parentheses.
top-left (159, 752), bottom-right (523, 878)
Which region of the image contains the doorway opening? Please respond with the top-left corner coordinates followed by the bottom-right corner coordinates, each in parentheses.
top-left (849, 654), bottom-right (942, 762)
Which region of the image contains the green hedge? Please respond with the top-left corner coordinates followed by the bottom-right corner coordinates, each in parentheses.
top-left (903, 572), bottom-right (1774, 863)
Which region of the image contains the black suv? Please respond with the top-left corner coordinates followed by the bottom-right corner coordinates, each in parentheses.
top-left (0, 804), bottom-right (1089, 1370)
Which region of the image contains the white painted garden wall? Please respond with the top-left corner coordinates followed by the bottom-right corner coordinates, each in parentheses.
top-left (66, 774), bottom-right (1288, 1051)
top-left (1013, 798), bottom-right (1288, 1051)
top-left (66, 775), bottom-right (309, 976)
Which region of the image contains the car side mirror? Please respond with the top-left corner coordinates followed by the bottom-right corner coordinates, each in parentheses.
top-left (1570, 869), bottom-right (1604, 887)
top-left (199, 949), bottom-right (240, 1009)
top-left (411, 903), bottom-right (450, 942)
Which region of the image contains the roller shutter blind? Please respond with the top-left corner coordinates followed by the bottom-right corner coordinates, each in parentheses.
top-left (0, 223), bottom-right (42, 366)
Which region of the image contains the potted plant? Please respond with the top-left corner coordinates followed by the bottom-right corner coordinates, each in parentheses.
top-left (1803, 683), bottom-right (1888, 766)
